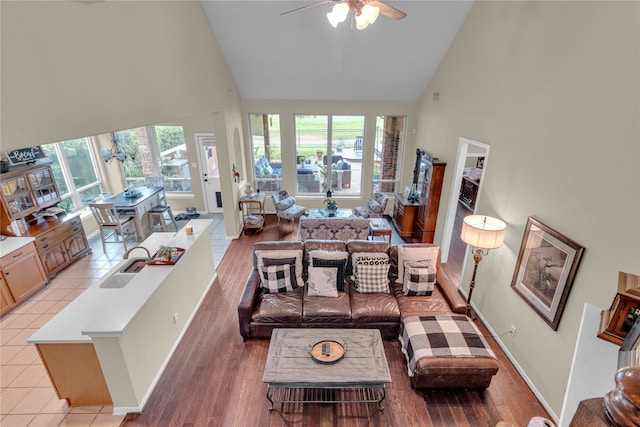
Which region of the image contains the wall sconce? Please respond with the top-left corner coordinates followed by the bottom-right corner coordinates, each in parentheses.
top-left (101, 133), bottom-right (136, 164)
top-left (460, 215), bottom-right (507, 318)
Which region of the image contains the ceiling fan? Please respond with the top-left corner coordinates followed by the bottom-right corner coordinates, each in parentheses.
top-left (281, 0), bottom-right (407, 30)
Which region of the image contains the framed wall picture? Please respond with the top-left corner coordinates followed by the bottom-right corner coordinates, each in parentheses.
top-left (510, 217), bottom-right (585, 330)
top-left (476, 156), bottom-right (485, 169)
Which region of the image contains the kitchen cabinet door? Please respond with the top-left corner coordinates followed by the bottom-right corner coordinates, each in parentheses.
top-left (1, 243), bottom-right (47, 302)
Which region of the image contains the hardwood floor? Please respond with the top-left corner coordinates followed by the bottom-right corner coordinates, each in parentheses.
top-left (121, 215), bottom-right (551, 427)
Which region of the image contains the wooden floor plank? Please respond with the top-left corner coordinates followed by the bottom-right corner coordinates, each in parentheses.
top-left (121, 215), bottom-right (552, 427)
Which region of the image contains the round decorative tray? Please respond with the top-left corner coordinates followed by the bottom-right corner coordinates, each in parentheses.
top-left (309, 340), bottom-right (346, 364)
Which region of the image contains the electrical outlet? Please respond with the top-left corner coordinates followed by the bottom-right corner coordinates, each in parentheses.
top-left (510, 325), bottom-right (516, 337)
top-left (173, 312), bottom-right (179, 324)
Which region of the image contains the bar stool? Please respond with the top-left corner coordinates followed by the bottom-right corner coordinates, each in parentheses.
top-left (145, 176), bottom-right (178, 232)
top-left (147, 204), bottom-right (178, 232)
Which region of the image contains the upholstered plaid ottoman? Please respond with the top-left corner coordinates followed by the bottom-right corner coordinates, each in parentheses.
top-left (399, 315), bottom-right (499, 389)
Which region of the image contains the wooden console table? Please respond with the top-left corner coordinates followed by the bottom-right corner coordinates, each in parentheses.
top-left (239, 193), bottom-right (266, 233)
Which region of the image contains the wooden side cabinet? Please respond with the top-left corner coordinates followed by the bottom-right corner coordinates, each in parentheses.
top-left (392, 194), bottom-right (418, 239)
top-left (414, 159), bottom-right (446, 243)
top-left (33, 214), bottom-right (90, 278)
top-left (1, 242), bottom-right (47, 307)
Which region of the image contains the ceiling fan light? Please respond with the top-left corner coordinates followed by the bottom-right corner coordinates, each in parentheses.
top-left (327, 10), bottom-right (340, 27)
top-left (355, 13), bottom-right (369, 30)
top-left (362, 4), bottom-right (380, 24)
top-left (335, 2), bottom-right (349, 20)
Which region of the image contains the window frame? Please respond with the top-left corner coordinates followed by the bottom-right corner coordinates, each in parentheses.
top-left (42, 137), bottom-right (104, 212)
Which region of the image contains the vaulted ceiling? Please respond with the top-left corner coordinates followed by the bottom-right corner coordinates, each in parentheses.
top-left (200, 1), bottom-right (473, 101)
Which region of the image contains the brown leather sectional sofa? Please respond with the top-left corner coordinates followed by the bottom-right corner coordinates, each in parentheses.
top-left (237, 239), bottom-right (466, 340)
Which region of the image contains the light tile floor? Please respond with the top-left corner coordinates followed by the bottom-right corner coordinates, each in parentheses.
top-left (0, 215), bottom-right (229, 427)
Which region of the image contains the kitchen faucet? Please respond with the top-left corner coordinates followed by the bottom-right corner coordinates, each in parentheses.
top-left (123, 246), bottom-right (151, 260)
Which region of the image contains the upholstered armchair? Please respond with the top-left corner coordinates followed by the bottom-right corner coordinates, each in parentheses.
top-left (272, 190), bottom-right (306, 229)
top-left (354, 192), bottom-right (389, 218)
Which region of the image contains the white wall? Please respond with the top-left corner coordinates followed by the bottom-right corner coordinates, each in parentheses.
top-left (416, 1), bottom-right (640, 417)
top-left (0, 0), bottom-right (245, 236)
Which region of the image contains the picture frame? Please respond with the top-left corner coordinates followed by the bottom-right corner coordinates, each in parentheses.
top-left (510, 217), bottom-right (585, 330)
top-left (476, 156), bottom-right (485, 169)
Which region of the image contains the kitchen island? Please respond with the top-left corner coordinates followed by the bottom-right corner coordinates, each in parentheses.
top-left (28, 219), bottom-right (216, 415)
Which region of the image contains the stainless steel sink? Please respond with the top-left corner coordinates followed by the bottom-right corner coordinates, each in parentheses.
top-left (119, 257), bottom-right (148, 274)
top-left (99, 274), bottom-right (136, 289)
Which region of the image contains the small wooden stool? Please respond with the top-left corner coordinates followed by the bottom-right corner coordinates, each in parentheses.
top-left (147, 205), bottom-right (178, 232)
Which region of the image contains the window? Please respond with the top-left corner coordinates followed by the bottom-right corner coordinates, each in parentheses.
top-left (374, 116), bottom-right (405, 194)
top-left (248, 114), bottom-right (282, 192)
top-left (41, 138), bottom-right (103, 212)
top-left (116, 125), bottom-right (191, 192)
top-left (294, 115), bottom-right (364, 196)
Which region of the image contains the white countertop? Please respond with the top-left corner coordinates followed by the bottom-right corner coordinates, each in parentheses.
top-left (0, 236), bottom-right (36, 257)
top-left (28, 219), bottom-right (212, 344)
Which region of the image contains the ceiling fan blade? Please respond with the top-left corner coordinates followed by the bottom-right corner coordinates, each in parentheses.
top-left (369, 1), bottom-right (407, 20)
top-left (280, 0), bottom-right (337, 16)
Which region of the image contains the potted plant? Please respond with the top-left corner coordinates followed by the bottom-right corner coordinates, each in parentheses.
top-left (323, 190), bottom-right (338, 216)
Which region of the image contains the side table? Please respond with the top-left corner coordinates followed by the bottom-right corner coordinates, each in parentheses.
top-left (369, 218), bottom-right (392, 241)
top-left (239, 193), bottom-right (266, 233)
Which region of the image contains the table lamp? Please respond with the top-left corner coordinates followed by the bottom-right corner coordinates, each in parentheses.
top-left (460, 215), bottom-right (507, 318)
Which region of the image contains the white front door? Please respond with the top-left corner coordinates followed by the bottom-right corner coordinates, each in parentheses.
top-left (195, 133), bottom-right (223, 213)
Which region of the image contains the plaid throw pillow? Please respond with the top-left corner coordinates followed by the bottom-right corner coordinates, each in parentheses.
top-left (256, 249), bottom-right (304, 288)
top-left (259, 264), bottom-right (299, 293)
top-left (403, 260), bottom-right (436, 296)
top-left (352, 252), bottom-right (390, 293)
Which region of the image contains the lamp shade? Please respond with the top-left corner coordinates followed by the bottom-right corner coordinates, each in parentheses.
top-left (460, 215), bottom-right (507, 250)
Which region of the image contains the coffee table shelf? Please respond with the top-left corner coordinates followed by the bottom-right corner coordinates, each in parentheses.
top-left (266, 386), bottom-right (386, 412)
top-left (263, 329), bottom-right (390, 413)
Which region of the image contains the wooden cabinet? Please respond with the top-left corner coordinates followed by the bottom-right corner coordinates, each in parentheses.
top-left (0, 275), bottom-right (16, 316)
top-left (0, 161), bottom-right (90, 280)
top-left (414, 159), bottom-right (446, 243)
top-left (392, 194), bottom-right (418, 239)
top-left (33, 215), bottom-right (90, 278)
top-left (0, 242), bottom-right (47, 307)
top-left (0, 161), bottom-right (60, 229)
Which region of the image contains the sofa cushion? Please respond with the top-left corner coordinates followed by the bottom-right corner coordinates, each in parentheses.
top-left (303, 287), bottom-right (352, 323)
top-left (260, 264), bottom-right (300, 293)
top-left (256, 249), bottom-right (304, 288)
top-left (309, 250), bottom-right (348, 291)
top-left (403, 260), bottom-right (436, 296)
top-left (351, 291), bottom-right (400, 323)
top-left (367, 198), bottom-right (382, 213)
top-left (276, 196), bottom-right (296, 211)
top-left (352, 252), bottom-right (390, 293)
top-left (307, 266), bottom-right (338, 297)
top-left (396, 245), bottom-right (440, 285)
top-left (252, 287), bottom-right (303, 323)
top-left (395, 286), bottom-right (455, 319)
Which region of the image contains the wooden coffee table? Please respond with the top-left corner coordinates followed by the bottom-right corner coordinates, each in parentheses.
top-left (263, 328), bottom-right (390, 412)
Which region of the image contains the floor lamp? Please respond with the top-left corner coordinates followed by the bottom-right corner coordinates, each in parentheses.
top-left (460, 215), bottom-right (507, 318)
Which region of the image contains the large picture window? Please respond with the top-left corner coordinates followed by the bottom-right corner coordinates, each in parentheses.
top-left (294, 115), bottom-right (364, 196)
top-left (41, 138), bottom-right (103, 212)
top-left (249, 114), bottom-right (282, 193)
top-left (116, 125), bottom-right (191, 192)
